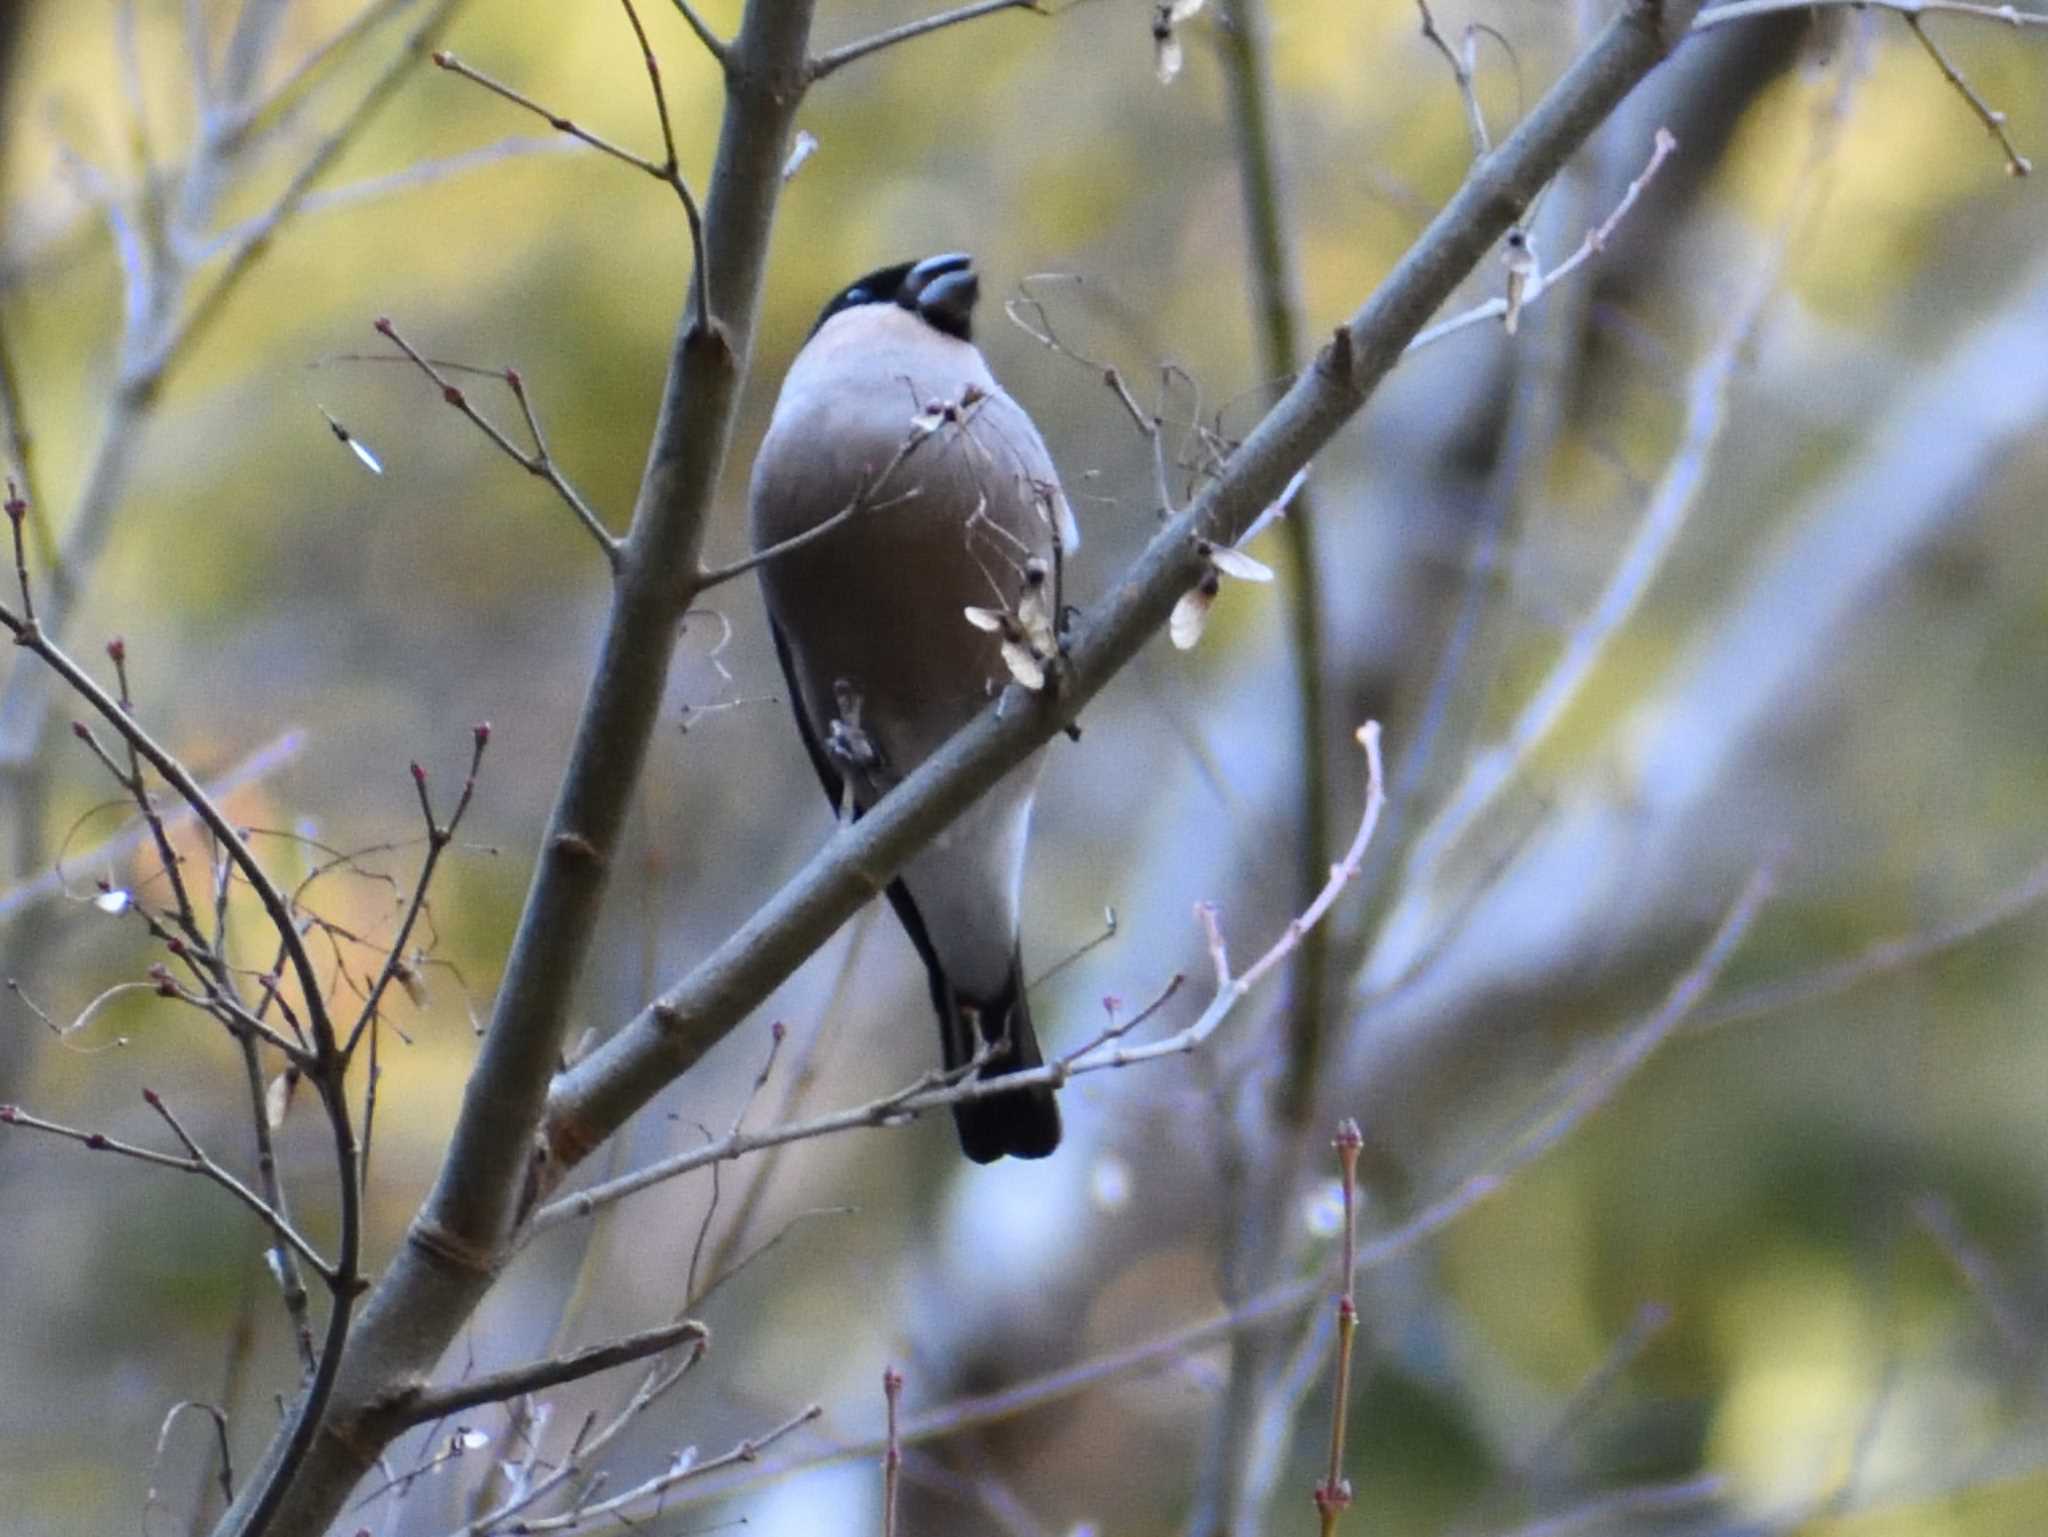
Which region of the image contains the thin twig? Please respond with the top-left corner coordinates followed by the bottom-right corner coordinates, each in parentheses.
top-left (346, 723), bottom-right (491, 1056)
top-left (696, 403), bottom-right (944, 587)
top-left (1312, 1119), bottom-right (1363, 1534)
top-left (532, 724), bottom-right (1384, 1231)
top-left (1483, 1477), bottom-right (1728, 1537)
top-left (433, 1), bottom-right (714, 328)
top-left (0, 327), bottom-right (51, 565)
top-left (491, 1403), bottom-right (822, 1534)
top-left (160, 0), bottom-right (467, 384)
top-left (0, 601), bottom-right (362, 1537)
top-left (232, 0), bottom-right (422, 149)
top-left (210, 138), bottom-right (581, 255)
top-left (1404, 125), bottom-right (1677, 354)
top-left (147, 1400), bottom-right (235, 1533)
top-left (1400, 125), bottom-right (1756, 893)
top-left (1027, 904), bottom-right (1118, 990)
top-left (1905, 12), bottom-right (2033, 175)
top-left (1050, 972), bottom-right (1185, 1067)
top-left (616, 0), bottom-right (713, 325)
top-left (1689, 848), bottom-right (2048, 1034)
top-left (248, 5), bottom-right (827, 1526)
top-left (809, 0), bottom-right (1044, 80)
top-left (0, 1097), bottom-right (336, 1281)
top-left (4, 483), bottom-right (33, 623)
top-left (235, 1027), bottom-right (318, 1372)
top-left (1509, 1298), bottom-right (1671, 1482)
top-left (1912, 1193), bottom-right (2040, 1368)
top-left (685, 1020), bottom-right (786, 1303)
top-left (882, 1367), bottom-right (905, 1537)
top-left (1694, 0), bottom-right (2048, 30)
top-left (374, 320), bottom-right (620, 565)
top-left (1415, 0), bottom-right (1492, 155)
top-left (672, 0), bottom-right (731, 65)
top-left (376, 1319), bottom-right (710, 1430)
top-left (665, 872), bottom-right (1773, 1519)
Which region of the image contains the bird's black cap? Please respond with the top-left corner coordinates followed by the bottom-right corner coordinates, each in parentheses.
top-left (811, 252), bottom-right (980, 342)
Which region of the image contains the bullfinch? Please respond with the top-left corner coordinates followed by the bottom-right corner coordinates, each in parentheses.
top-left (748, 252), bottom-right (1077, 1163)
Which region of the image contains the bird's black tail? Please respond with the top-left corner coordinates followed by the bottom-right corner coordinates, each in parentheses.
top-left (888, 880), bottom-right (1061, 1163)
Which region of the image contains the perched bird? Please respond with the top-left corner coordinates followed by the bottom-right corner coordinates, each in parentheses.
top-left (748, 252), bottom-right (1077, 1163)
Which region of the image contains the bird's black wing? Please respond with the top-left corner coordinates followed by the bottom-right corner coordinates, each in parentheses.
top-left (765, 616), bottom-right (1057, 1161)
top-left (766, 616), bottom-right (971, 1066)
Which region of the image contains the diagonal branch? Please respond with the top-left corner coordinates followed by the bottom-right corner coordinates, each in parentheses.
top-left (368, 321), bottom-right (621, 563)
top-left (217, 5), bottom-right (1720, 1531)
top-left (537, 0), bottom-right (1709, 1197)
top-left (532, 724), bottom-right (1374, 1229)
top-left (673, 0), bottom-right (731, 65)
top-left (636, 865), bottom-right (1771, 1519)
top-left (809, 0), bottom-right (1045, 81)
top-left (695, 418), bottom-right (934, 588)
top-left (371, 1319), bottom-right (708, 1430)
top-left (0, 1097), bottom-right (336, 1282)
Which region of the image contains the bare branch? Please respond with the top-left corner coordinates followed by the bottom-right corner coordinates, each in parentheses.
top-left (694, 416), bottom-right (936, 588)
top-left (227, 8), bottom-right (1731, 1528)
top-left (1905, 12), bottom-right (2032, 175)
top-left (537, 2), bottom-right (1709, 1221)
top-left (1403, 124), bottom-right (1676, 354)
top-left (373, 320), bottom-right (620, 565)
top-left (0, 730), bottom-right (305, 923)
top-left (532, 725), bottom-right (1383, 1230)
top-left (1690, 849), bottom-right (2048, 1034)
top-left (1312, 1121), bottom-right (1363, 1535)
top-left (882, 1367), bottom-right (905, 1537)
top-left (346, 724), bottom-right (492, 1056)
top-left (232, 0), bottom-right (421, 149)
top-left (657, 871), bottom-right (1774, 1520)
top-left (0, 328), bottom-right (49, 563)
top-left (1415, 0), bottom-right (1492, 156)
top-left (433, 1), bottom-right (715, 329)
top-left (375, 1320), bottom-right (709, 1431)
top-left (146, 1400), bottom-right (235, 1532)
top-left (0, 618), bottom-right (337, 1059)
top-left (1694, 0), bottom-right (2048, 31)
top-left (0, 1097), bottom-right (335, 1282)
top-left (672, 0), bottom-right (732, 65)
top-left (809, 0), bottom-right (1044, 81)
top-left (1399, 124), bottom-right (1751, 892)
top-left (497, 1403), bottom-right (822, 1534)
top-left (225, 7), bottom-right (827, 1531)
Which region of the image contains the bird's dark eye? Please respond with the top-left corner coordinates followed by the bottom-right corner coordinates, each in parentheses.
top-left (843, 288), bottom-right (868, 305)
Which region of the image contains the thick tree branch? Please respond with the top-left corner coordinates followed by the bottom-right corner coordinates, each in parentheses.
top-left (539, 0), bottom-right (1706, 1189)
top-left (536, 727), bottom-right (1382, 1231)
top-left (207, 4), bottom-right (821, 1533)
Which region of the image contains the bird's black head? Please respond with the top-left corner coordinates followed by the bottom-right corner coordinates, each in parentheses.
top-left (810, 252), bottom-right (980, 342)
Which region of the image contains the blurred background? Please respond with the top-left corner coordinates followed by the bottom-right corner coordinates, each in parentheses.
top-left (2, 0), bottom-right (2047, 1533)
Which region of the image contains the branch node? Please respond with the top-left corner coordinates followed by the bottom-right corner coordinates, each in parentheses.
top-left (404, 1217), bottom-right (500, 1280)
top-left (1318, 326), bottom-right (1359, 394)
top-left (550, 831), bottom-right (605, 869)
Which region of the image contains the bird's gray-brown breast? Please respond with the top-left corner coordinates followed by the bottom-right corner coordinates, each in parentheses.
top-left (747, 306), bottom-right (1069, 795)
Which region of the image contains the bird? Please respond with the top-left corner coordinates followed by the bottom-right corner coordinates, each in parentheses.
top-left (748, 252), bottom-right (1077, 1163)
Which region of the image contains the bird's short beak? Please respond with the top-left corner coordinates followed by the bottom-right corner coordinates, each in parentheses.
top-left (917, 268), bottom-right (980, 334)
